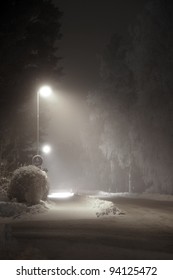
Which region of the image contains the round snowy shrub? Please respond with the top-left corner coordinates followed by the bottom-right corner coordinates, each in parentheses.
top-left (0, 177), bottom-right (10, 201)
top-left (8, 165), bottom-right (49, 204)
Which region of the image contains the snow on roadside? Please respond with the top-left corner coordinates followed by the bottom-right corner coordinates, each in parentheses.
top-left (0, 201), bottom-right (49, 219)
top-left (96, 191), bottom-right (173, 201)
top-left (86, 197), bottom-right (125, 218)
top-left (1, 190), bottom-right (172, 221)
top-left (0, 196), bottom-right (123, 220)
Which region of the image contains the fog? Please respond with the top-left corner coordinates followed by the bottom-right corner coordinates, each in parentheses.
top-left (42, 89), bottom-right (89, 191)
top-left (38, 1), bottom-right (173, 195)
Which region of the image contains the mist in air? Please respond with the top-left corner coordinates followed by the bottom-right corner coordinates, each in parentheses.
top-left (45, 0), bottom-right (173, 195)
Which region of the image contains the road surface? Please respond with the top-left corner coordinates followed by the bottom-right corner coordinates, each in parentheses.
top-left (1, 195), bottom-right (173, 259)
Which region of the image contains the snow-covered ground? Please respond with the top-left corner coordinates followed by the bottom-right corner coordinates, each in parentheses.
top-left (0, 194), bottom-right (123, 222)
top-left (0, 192), bottom-right (173, 259)
top-left (0, 191), bottom-right (173, 221)
top-left (94, 191), bottom-right (173, 201)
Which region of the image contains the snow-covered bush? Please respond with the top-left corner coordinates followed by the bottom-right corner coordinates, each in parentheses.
top-left (0, 177), bottom-right (10, 201)
top-left (8, 165), bottom-right (49, 204)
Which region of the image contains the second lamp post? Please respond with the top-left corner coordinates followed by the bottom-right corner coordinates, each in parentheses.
top-left (37, 85), bottom-right (52, 155)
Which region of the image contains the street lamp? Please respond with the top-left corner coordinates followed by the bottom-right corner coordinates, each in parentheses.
top-left (37, 85), bottom-right (52, 154)
top-left (42, 144), bottom-right (52, 154)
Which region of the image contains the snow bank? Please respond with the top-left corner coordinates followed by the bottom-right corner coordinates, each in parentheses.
top-left (2, 190), bottom-right (171, 221)
top-left (95, 191), bottom-right (173, 201)
top-left (0, 201), bottom-right (49, 219)
top-left (0, 195), bottom-right (124, 220)
top-left (86, 197), bottom-right (125, 218)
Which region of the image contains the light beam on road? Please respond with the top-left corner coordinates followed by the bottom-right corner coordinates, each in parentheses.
top-left (48, 192), bottom-right (74, 199)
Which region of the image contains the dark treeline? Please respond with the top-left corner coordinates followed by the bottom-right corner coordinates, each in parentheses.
top-left (78, 0), bottom-right (173, 194)
top-left (0, 0), bottom-right (62, 173)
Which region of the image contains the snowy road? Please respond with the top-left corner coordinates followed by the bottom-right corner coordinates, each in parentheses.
top-left (1, 195), bottom-right (173, 259)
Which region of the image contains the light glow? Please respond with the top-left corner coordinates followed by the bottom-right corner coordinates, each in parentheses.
top-left (42, 144), bottom-right (51, 154)
top-left (48, 192), bottom-right (74, 199)
top-left (39, 85), bottom-right (52, 98)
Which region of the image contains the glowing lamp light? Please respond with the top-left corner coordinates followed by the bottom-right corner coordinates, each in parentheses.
top-left (39, 85), bottom-right (52, 98)
top-left (42, 144), bottom-right (51, 154)
top-left (48, 192), bottom-right (74, 199)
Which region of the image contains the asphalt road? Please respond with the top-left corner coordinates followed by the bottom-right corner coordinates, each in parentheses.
top-left (1, 196), bottom-right (173, 260)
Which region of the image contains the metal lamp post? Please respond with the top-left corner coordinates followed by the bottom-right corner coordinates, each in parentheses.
top-left (37, 90), bottom-right (40, 155)
top-left (36, 85), bottom-right (52, 155)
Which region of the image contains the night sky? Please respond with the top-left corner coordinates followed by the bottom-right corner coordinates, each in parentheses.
top-left (54, 0), bottom-right (147, 94)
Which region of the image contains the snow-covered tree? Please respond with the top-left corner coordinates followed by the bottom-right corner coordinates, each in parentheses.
top-left (128, 0), bottom-right (173, 193)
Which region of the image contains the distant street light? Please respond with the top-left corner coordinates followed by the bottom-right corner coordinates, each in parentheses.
top-left (39, 85), bottom-right (52, 98)
top-left (42, 144), bottom-right (51, 154)
top-left (37, 85), bottom-right (52, 154)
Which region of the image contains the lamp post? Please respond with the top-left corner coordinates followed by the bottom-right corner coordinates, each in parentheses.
top-left (36, 85), bottom-right (52, 155)
top-left (36, 89), bottom-right (40, 155)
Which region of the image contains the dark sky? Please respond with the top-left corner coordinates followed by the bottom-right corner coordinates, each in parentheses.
top-left (54, 0), bottom-right (147, 94)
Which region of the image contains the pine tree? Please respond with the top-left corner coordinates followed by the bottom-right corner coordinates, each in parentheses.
top-left (0, 0), bottom-right (63, 172)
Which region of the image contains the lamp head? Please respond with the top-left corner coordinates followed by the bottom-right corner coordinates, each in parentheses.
top-left (39, 85), bottom-right (52, 97)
